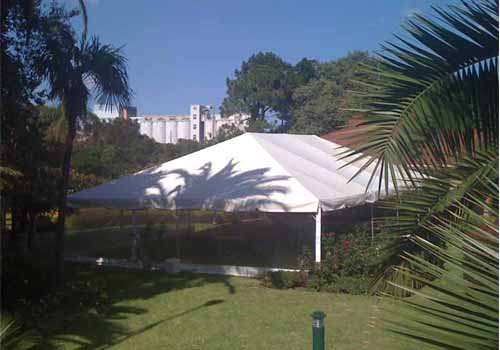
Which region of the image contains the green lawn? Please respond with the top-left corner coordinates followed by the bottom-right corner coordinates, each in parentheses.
top-left (37, 265), bottom-right (411, 350)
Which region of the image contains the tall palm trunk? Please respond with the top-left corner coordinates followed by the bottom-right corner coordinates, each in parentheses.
top-left (54, 114), bottom-right (76, 283)
top-left (0, 192), bottom-right (6, 238)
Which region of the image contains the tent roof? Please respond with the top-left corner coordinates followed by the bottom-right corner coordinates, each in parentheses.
top-left (68, 133), bottom-right (391, 213)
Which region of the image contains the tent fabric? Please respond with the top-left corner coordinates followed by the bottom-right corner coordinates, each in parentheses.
top-left (68, 133), bottom-right (392, 213)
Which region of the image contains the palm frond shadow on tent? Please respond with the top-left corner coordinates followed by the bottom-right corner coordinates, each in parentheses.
top-left (69, 159), bottom-right (291, 212)
top-left (165, 159), bottom-right (291, 211)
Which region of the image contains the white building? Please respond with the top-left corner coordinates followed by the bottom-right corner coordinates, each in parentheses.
top-left (93, 104), bottom-right (119, 122)
top-left (133, 104), bottom-right (249, 144)
top-left (93, 104), bottom-right (137, 122)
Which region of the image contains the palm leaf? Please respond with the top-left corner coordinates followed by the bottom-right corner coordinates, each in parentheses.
top-left (343, 1), bottom-right (499, 348)
top-left (81, 37), bottom-right (131, 113)
top-left (385, 199), bottom-right (498, 350)
top-left (0, 316), bottom-right (39, 350)
top-left (344, 0), bottom-right (498, 193)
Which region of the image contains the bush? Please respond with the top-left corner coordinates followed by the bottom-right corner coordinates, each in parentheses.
top-left (260, 271), bottom-right (307, 289)
top-left (307, 275), bottom-right (373, 295)
top-left (299, 225), bottom-right (390, 294)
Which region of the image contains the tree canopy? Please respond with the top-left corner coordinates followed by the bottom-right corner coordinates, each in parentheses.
top-left (71, 118), bottom-right (203, 184)
top-left (221, 51), bottom-right (378, 133)
top-left (221, 52), bottom-right (298, 128)
top-left (290, 51), bottom-right (377, 134)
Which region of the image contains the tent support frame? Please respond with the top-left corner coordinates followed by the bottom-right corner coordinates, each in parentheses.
top-left (131, 210), bottom-right (140, 261)
top-left (315, 206), bottom-right (322, 263)
top-left (370, 203), bottom-right (374, 242)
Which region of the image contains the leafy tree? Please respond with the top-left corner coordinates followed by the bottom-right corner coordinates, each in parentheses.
top-left (38, 105), bottom-right (100, 142)
top-left (346, 1), bottom-right (498, 348)
top-left (37, 6), bottom-right (131, 281)
top-left (221, 52), bottom-right (297, 127)
top-left (204, 124), bottom-right (244, 146)
top-left (1, 105), bottom-right (65, 252)
top-left (289, 79), bottom-right (343, 134)
top-left (290, 51), bottom-right (377, 134)
top-left (71, 118), bottom-right (205, 184)
top-left (293, 58), bottom-right (318, 85)
top-left (0, 1), bottom-right (72, 250)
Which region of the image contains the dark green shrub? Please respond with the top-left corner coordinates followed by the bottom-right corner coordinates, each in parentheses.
top-left (260, 271), bottom-right (307, 289)
top-left (302, 225), bottom-right (390, 294)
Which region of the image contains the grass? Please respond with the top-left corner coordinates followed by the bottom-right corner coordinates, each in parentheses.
top-left (36, 264), bottom-right (410, 350)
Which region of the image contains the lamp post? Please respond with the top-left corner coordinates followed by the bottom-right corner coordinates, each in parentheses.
top-left (311, 310), bottom-right (326, 350)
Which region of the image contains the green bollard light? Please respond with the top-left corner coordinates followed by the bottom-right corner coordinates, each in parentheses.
top-left (311, 310), bottom-right (326, 350)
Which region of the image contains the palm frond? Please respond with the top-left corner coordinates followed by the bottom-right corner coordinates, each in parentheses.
top-left (0, 316), bottom-right (39, 350)
top-left (374, 151), bottom-right (498, 290)
top-left (38, 20), bottom-right (78, 102)
top-left (81, 36), bottom-right (131, 113)
top-left (77, 0), bottom-right (88, 42)
top-left (344, 0), bottom-right (498, 193)
top-left (344, 1), bottom-right (499, 348)
top-left (385, 196), bottom-right (498, 350)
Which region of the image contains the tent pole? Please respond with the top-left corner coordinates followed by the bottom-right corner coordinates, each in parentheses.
top-left (370, 203), bottom-right (374, 242)
top-left (315, 206), bottom-right (322, 263)
top-left (176, 210), bottom-right (181, 259)
top-left (131, 210), bottom-right (138, 261)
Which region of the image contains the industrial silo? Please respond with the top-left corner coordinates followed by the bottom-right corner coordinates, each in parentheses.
top-left (177, 118), bottom-right (190, 140)
top-left (147, 118), bottom-right (153, 138)
top-left (139, 119), bottom-right (148, 136)
top-left (152, 118), bottom-right (164, 143)
top-left (139, 118), bottom-right (154, 139)
top-left (159, 118), bottom-right (166, 143)
top-left (165, 118), bottom-right (178, 144)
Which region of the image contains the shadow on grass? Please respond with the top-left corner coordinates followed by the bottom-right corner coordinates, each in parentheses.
top-left (32, 265), bottom-right (234, 350)
top-left (48, 299), bottom-right (225, 350)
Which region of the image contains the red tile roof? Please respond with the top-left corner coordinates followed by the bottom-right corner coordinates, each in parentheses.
top-left (320, 117), bottom-right (366, 147)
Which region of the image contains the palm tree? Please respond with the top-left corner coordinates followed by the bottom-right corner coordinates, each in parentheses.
top-left (39, 18), bottom-right (130, 281)
top-left (346, 0), bottom-right (498, 348)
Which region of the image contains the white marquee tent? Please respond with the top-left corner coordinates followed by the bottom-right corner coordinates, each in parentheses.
top-left (68, 133), bottom-right (392, 262)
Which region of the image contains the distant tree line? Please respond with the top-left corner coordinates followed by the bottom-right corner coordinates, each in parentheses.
top-left (71, 117), bottom-right (208, 187)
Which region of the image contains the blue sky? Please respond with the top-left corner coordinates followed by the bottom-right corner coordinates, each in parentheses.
top-left (74, 0), bottom-right (455, 115)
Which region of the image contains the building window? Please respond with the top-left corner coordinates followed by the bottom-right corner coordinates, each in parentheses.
top-left (193, 124), bottom-right (197, 129)
top-left (192, 135), bottom-right (197, 140)
top-left (208, 132), bottom-right (212, 138)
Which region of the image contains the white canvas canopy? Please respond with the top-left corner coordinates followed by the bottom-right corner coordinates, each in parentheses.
top-left (68, 133), bottom-right (393, 262)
